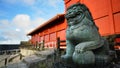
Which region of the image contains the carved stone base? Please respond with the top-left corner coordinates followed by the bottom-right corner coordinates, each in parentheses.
top-left (53, 60), bottom-right (117, 68)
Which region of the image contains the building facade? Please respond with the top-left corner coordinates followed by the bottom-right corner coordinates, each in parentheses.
top-left (28, 0), bottom-right (120, 49)
top-left (27, 14), bottom-right (67, 49)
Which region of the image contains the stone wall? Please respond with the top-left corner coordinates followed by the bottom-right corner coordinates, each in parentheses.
top-left (20, 48), bottom-right (37, 57)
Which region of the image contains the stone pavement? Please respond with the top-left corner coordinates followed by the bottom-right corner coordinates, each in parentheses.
top-left (1, 49), bottom-right (55, 68)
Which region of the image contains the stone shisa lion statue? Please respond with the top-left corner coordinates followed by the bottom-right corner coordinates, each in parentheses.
top-left (61, 3), bottom-right (114, 67)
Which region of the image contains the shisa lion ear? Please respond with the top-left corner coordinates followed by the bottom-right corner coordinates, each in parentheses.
top-left (80, 4), bottom-right (88, 12)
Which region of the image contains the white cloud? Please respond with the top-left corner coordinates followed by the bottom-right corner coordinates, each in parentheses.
top-left (13, 14), bottom-right (46, 31)
top-left (0, 20), bottom-right (10, 26)
top-left (0, 14), bottom-right (46, 44)
top-left (0, 20), bottom-right (13, 32)
top-left (0, 20), bottom-right (9, 29)
top-left (12, 14), bottom-right (46, 34)
top-left (25, 17), bottom-right (46, 34)
top-left (13, 14), bottom-right (30, 29)
top-left (12, 14), bottom-right (47, 35)
top-left (31, 17), bottom-right (46, 27)
top-left (15, 28), bottom-right (21, 32)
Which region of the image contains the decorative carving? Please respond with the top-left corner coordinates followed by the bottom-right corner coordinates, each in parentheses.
top-left (61, 3), bottom-right (114, 67)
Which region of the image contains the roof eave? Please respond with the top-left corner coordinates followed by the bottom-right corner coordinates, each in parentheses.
top-left (27, 14), bottom-right (65, 36)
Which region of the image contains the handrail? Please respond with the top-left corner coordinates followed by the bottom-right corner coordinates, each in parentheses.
top-left (0, 52), bottom-right (22, 67)
top-left (0, 49), bottom-right (20, 55)
top-left (0, 49), bottom-right (20, 52)
top-left (57, 37), bottom-right (66, 50)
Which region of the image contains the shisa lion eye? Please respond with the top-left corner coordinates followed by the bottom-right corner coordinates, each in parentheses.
top-left (73, 7), bottom-right (76, 10)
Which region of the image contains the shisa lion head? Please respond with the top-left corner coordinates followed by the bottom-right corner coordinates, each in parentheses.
top-left (65, 3), bottom-right (98, 30)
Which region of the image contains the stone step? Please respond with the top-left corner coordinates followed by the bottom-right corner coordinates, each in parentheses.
top-left (22, 55), bottom-right (46, 68)
top-left (35, 49), bottom-right (55, 58)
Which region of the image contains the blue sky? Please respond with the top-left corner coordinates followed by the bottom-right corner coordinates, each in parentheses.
top-left (0, 0), bottom-right (64, 44)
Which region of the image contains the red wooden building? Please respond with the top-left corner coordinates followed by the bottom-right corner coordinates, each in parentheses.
top-left (27, 14), bottom-right (67, 49)
top-left (27, 0), bottom-right (120, 49)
